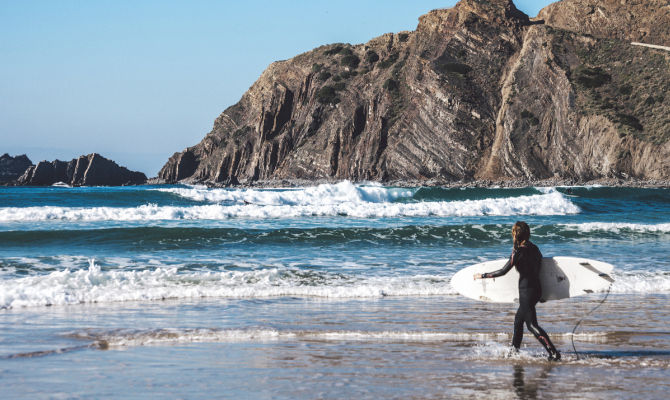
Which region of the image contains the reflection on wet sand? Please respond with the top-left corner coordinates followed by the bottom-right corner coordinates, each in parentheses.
top-left (513, 364), bottom-right (553, 400)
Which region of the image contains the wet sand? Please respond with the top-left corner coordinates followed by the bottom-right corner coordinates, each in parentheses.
top-left (1, 295), bottom-right (668, 399)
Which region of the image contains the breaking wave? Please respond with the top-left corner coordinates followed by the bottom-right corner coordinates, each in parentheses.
top-left (560, 222), bottom-right (670, 234)
top-left (1, 260), bottom-right (668, 309)
top-left (0, 260), bottom-right (454, 309)
top-left (155, 181), bottom-right (413, 205)
top-left (0, 184), bottom-right (579, 222)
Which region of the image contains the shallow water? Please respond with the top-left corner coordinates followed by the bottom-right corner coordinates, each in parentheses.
top-left (1, 183), bottom-right (669, 398)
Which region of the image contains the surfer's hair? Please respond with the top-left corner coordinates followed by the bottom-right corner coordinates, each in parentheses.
top-left (512, 221), bottom-right (530, 249)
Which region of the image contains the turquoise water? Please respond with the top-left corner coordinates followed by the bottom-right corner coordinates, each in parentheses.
top-left (1, 182), bottom-right (669, 398)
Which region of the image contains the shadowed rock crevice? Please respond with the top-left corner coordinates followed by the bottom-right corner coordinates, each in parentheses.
top-left (352, 105), bottom-right (367, 139)
top-left (329, 130), bottom-right (341, 177)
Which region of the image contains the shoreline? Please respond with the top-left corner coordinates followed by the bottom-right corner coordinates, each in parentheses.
top-left (4, 177), bottom-right (670, 189)
top-left (145, 177), bottom-right (670, 189)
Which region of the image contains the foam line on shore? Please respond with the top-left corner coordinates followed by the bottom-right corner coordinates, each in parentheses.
top-left (67, 328), bottom-right (610, 348)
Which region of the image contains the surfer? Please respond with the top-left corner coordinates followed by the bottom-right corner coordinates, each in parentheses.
top-left (475, 221), bottom-right (561, 361)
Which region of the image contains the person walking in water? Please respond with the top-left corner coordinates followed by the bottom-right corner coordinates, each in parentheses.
top-left (475, 221), bottom-right (561, 361)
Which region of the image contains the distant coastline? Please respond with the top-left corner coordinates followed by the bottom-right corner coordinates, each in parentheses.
top-left (1, 153), bottom-right (146, 187)
top-left (5, 152), bottom-right (668, 188)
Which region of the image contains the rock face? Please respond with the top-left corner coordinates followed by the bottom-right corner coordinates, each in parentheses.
top-left (538, 0), bottom-right (670, 45)
top-left (0, 154), bottom-right (33, 184)
top-left (18, 153), bottom-right (147, 186)
top-left (159, 0), bottom-right (670, 185)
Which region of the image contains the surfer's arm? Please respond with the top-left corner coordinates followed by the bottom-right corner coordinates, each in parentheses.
top-left (480, 256), bottom-right (514, 279)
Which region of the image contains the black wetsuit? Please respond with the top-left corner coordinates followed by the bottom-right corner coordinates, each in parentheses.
top-left (482, 242), bottom-right (559, 357)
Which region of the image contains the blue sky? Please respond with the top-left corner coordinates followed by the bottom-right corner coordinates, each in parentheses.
top-left (1, 0), bottom-right (555, 176)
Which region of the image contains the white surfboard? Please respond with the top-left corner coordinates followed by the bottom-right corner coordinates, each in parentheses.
top-left (451, 257), bottom-right (614, 303)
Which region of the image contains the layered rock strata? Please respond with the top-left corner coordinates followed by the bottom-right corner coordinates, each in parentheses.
top-left (159, 0), bottom-right (670, 185)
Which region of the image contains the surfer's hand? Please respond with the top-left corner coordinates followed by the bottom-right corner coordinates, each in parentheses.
top-left (473, 273), bottom-right (482, 280)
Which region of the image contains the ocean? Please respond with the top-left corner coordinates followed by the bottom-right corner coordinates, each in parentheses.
top-left (1, 182), bottom-right (669, 399)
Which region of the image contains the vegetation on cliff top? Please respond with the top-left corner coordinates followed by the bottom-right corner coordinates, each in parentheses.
top-left (552, 29), bottom-right (670, 143)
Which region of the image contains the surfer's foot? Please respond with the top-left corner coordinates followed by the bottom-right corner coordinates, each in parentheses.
top-left (505, 346), bottom-right (520, 357)
top-left (547, 350), bottom-right (561, 362)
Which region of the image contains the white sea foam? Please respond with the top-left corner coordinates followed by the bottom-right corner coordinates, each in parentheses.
top-left (1, 260), bottom-right (669, 309)
top-left (72, 329), bottom-right (509, 347)
top-left (51, 182), bottom-right (71, 188)
top-left (0, 260), bottom-right (456, 309)
top-left (611, 271), bottom-right (670, 294)
top-left (470, 341), bottom-right (670, 367)
top-left (0, 186), bottom-right (579, 222)
top-left (561, 222), bottom-right (670, 234)
top-left (470, 341), bottom-right (547, 360)
top-left (69, 328), bottom-right (607, 348)
top-left (156, 181), bottom-right (413, 205)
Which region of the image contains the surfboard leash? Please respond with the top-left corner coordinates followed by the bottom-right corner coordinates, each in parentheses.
top-left (570, 284), bottom-right (612, 361)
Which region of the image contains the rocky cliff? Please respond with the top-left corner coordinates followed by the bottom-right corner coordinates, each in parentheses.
top-left (0, 154), bottom-right (33, 184)
top-left (539, 0), bottom-right (670, 45)
top-left (159, 0), bottom-right (670, 185)
top-left (18, 153), bottom-right (147, 186)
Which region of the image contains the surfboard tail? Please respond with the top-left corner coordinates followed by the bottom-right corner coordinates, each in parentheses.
top-left (579, 262), bottom-right (615, 283)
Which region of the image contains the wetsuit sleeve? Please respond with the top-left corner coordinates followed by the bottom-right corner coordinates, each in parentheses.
top-left (482, 253), bottom-right (515, 278)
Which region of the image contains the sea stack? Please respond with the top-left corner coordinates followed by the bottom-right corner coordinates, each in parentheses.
top-left (0, 154), bottom-right (33, 184)
top-left (17, 153), bottom-right (147, 186)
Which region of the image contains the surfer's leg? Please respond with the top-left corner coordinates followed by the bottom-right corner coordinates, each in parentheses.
top-left (512, 303), bottom-right (527, 349)
top-left (525, 303), bottom-right (560, 359)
